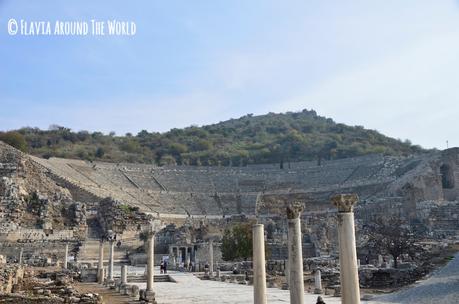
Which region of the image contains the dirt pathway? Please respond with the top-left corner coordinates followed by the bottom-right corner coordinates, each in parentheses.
top-left (73, 282), bottom-right (134, 304)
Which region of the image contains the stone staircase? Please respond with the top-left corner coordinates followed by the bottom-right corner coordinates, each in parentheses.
top-left (78, 239), bottom-right (128, 263)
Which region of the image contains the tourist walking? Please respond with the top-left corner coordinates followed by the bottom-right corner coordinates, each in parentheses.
top-left (316, 296), bottom-right (326, 304)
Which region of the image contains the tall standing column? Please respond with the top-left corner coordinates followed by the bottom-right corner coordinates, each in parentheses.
top-left (19, 247), bottom-right (23, 265)
top-left (331, 194), bottom-right (361, 304)
top-left (314, 269), bottom-right (323, 294)
top-left (146, 231), bottom-right (155, 291)
top-left (98, 240), bottom-right (104, 283)
top-left (209, 240), bottom-right (214, 277)
top-left (108, 240), bottom-right (115, 281)
top-left (253, 224), bottom-right (267, 304)
top-left (120, 265), bottom-right (128, 295)
top-left (185, 247), bottom-right (190, 266)
top-left (287, 203), bottom-right (305, 304)
top-left (121, 265), bottom-right (128, 284)
top-left (64, 243), bottom-right (69, 269)
top-left (144, 230), bottom-right (157, 303)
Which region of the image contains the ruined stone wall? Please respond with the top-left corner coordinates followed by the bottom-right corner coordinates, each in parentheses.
top-left (97, 197), bottom-right (152, 236)
top-left (0, 265), bottom-right (24, 293)
top-left (3, 141), bottom-right (459, 258)
top-left (0, 142), bottom-right (86, 242)
top-left (416, 200), bottom-right (459, 237)
top-left (0, 241), bottom-right (71, 263)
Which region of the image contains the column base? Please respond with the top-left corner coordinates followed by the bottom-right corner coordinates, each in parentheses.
top-left (140, 290), bottom-right (157, 303)
top-left (107, 279), bottom-right (115, 289)
top-left (119, 284), bottom-right (128, 295)
top-left (130, 285), bottom-right (140, 299)
top-left (97, 269), bottom-right (104, 284)
top-left (115, 280), bottom-right (121, 292)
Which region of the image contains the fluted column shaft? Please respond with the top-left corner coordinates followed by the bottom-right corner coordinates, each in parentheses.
top-left (287, 203), bottom-right (305, 304)
top-left (332, 194), bottom-right (361, 304)
top-left (98, 241), bottom-right (104, 283)
top-left (147, 233), bottom-right (155, 292)
top-left (253, 224), bottom-right (267, 304)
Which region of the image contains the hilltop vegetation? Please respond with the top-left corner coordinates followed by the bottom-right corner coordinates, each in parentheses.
top-left (0, 109), bottom-right (424, 166)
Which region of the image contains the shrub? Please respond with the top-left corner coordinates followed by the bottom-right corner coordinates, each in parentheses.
top-left (0, 131), bottom-right (28, 152)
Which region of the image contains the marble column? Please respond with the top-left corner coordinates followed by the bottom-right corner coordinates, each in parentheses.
top-left (19, 247), bottom-right (23, 265)
top-left (287, 202), bottom-right (305, 304)
top-left (108, 240), bottom-right (115, 281)
top-left (64, 243), bottom-right (69, 269)
top-left (98, 240), bottom-right (104, 284)
top-left (314, 269), bottom-right (323, 294)
top-left (185, 247), bottom-right (190, 266)
top-left (142, 229), bottom-right (157, 303)
top-left (121, 265), bottom-right (128, 284)
top-left (209, 240), bottom-right (214, 277)
top-left (120, 265), bottom-right (128, 295)
top-left (331, 194), bottom-right (361, 304)
top-left (146, 232), bottom-right (155, 292)
top-left (253, 224), bottom-right (267, 304)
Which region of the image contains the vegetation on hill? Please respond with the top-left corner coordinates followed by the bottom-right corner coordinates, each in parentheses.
top-left (0, 109), bottom-right (424, 166)
top-left (0, 131), bottom-right (28, 152)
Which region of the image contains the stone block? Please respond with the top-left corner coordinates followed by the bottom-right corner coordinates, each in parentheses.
top-left (130, 285), bottom-right (140, 299)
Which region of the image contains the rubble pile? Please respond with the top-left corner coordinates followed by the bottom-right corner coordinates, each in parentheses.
top-left (0, 141), bottom-right (76, 238)
top-left (0, 265), bottom-right (24, 293)
top-left (0, 269), bottom-right (102, 304)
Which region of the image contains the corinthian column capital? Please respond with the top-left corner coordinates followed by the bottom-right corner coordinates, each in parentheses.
top-left (286, 202), bottom-right (304, 219)
top-left (331, 193), bottom-right (359, 213)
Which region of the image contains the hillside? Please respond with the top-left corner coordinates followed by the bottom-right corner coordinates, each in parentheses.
top-left (0, 109), bottom-right (425, 166)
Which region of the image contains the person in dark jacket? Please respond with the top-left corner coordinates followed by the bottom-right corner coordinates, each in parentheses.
top-left (316, 296), bottom-right (326, 304)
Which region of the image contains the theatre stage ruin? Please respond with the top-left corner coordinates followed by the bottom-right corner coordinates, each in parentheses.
top-left (1, 139), bottom-right (458, 303)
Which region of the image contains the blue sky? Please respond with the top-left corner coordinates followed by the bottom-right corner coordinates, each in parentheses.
top-left (1, 0), bottom-right (458, 149)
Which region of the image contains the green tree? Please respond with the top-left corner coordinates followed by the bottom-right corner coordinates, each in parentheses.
top-left (221, 223), bottom-right (253, 261)
top-left (159, 154), bottom-right (177, 166)
top-left (0, 131), bottom-right (28, 152)
top-left (8, 109), bottom-right (424, 165)
top-left (95, 147), bottom-right (105, 158)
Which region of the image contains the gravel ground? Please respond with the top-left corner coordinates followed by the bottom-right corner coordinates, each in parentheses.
top-left (370, 253), bottom-right (459, 304)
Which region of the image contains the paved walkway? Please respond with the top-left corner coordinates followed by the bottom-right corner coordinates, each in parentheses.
top-left (109, 255), bottom-right (459, 304)
top-left (370, 253), bottom-right (459, 304)
top-left (130, 271), bottom-right (340, 304)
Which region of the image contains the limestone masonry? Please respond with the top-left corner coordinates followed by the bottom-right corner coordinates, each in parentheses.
top-left (1, 140), bottom-right (458, 303)
top-left (1, 140), bottom-right (458, 246)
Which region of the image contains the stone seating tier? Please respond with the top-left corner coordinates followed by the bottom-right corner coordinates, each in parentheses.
top-left (29, 153), bottom-right (421, 216)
